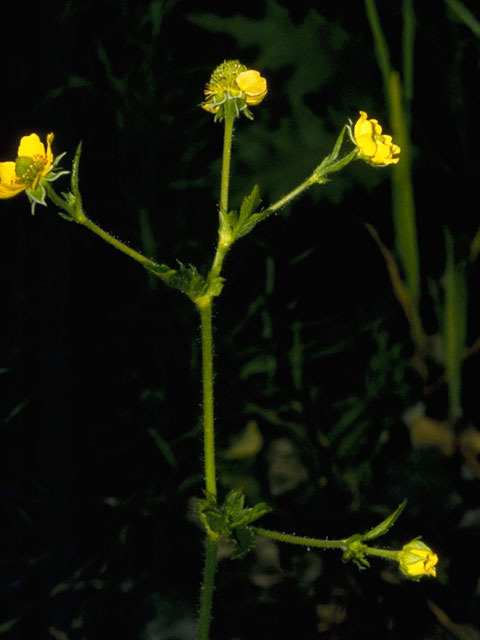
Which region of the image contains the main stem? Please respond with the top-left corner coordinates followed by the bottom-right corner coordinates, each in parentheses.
top-left (198, 102), bottom-right (236, 640)
top-left (198, 536), bottom-right (218, 640)
top-left (199, 300), bottom-right (217, 499)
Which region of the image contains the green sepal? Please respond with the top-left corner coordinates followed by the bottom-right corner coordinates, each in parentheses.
top-left (361, 500), bottom-right (407, 542)
top-left (241, 106), bottom-right (254, 121)
top-left (210, 94), bottom-right (251, 123)
top-left (25, 183), bottom-right (47, 215)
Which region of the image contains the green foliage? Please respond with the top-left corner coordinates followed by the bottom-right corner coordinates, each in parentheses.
top-left (198, 489), bottom-right (272, 558)
top-left (221, 184), bottom-right (263, 242)
top-left (342, 501), bottom-right (406, 570)
top-left (362, 500), bottom-right (407, 541)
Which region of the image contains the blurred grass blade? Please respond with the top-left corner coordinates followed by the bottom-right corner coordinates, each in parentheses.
top-left (148, 428), bottom-right (177, 468)
top-left (389, 71), bottom-right (420, 305)
top-left (443, 228), bottom-right (467, 422)
top-left (402, 0), bottom-right (415, 109)
top-left (363, 221), bottom-right (426, 355)
top-left (470, 225), bottom-right (480, 262)
top-left (364, 0), bottom-right (392, 91)
top-left (445, 0), bottom-right (480, 37)
top-left (366, 0), bottom-right (421, 315)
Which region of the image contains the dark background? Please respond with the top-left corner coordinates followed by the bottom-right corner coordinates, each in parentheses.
top-left (1, 1), bottom-right (480, 638)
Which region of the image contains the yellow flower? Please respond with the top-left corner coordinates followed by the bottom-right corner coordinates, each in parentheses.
top-left (352, 111), bottom-right (400, 166)
top-left (201, 60), bottom-right (267, 121)
top-left (0, 133), bottom-right (54, 199)
top-left (398, 539), bottom-right (438, 579)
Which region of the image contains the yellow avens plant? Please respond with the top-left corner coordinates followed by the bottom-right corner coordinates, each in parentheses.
top-left (1, 59), bottom-right (437, 640)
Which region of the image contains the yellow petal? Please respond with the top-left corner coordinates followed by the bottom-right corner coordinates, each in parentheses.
top-left (354, 111), bottom-right (372, 138)
top-left (236, 69), bottom-right (267, 105)
top-left (371, 119), bottom-right (383, 136)
top-left (0, 161), bottom-right (25, 198)
top-left (236, 70), bottom-right (267, 95)
top-left (45, 133), bottom-right (54, 168)
top-left (17, 133), bottom-right (46, 158)
top-left (356, 134), bottom-right (377, 157)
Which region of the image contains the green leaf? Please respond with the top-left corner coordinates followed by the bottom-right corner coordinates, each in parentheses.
top-left (167, 262), bottom-right (206, 299)
top-left (231, 525), bottom-right (256, 558)
top-left (198, 490), bottom-right (271, 556)
top-left (238, 185), bottom-right (261, 224)
top-left (197, 495), bottom-right (224, 538)
top-left (223, 489), bottom-right (272, 527)
top-left (224, 488), bottom-right (245, 521)
top-left (234, 185), bottom-right (262, 238)
top-left (233, 501), bottom-right (272, 527)
top-left (362, 500), bottom-right (407, 542)
top-left (326, 125), bottom-right (347, 164)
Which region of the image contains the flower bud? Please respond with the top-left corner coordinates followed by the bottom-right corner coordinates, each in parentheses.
top-left (398, 538), bottom-right (438, 579)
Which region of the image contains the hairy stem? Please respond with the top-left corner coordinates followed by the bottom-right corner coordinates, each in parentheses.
top-left (197, 98), bottom-right (237, 640)
top-left (199, 299), bottom-right (217, 499)
top-left (254, 527), bottom-right (347, 549)
top-left (198, 536), bottom-right (218, 640)
top-left (44, 183), bottom-right (170, 278)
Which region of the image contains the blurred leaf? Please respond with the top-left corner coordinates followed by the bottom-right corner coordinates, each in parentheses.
top-left (363, 221), bottom-right (426, 355)
top-left (0, 619), bottom-right (19, 634)
top-left (148, 428), bottom-right (177, 468)
top-left (445, 0), bottom-right (480, 37)
top-left (222, 420), bottom-right (263, 459)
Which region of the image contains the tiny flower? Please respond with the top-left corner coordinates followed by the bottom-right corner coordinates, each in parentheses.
top-left (398, 539), bottom-right (438, 579)
top-left (350, 111), bottom-right (400, 166)
top-left (0, 133), bottom-right (68, 213)
top-left (201, 60), bottom-right (267, 121)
